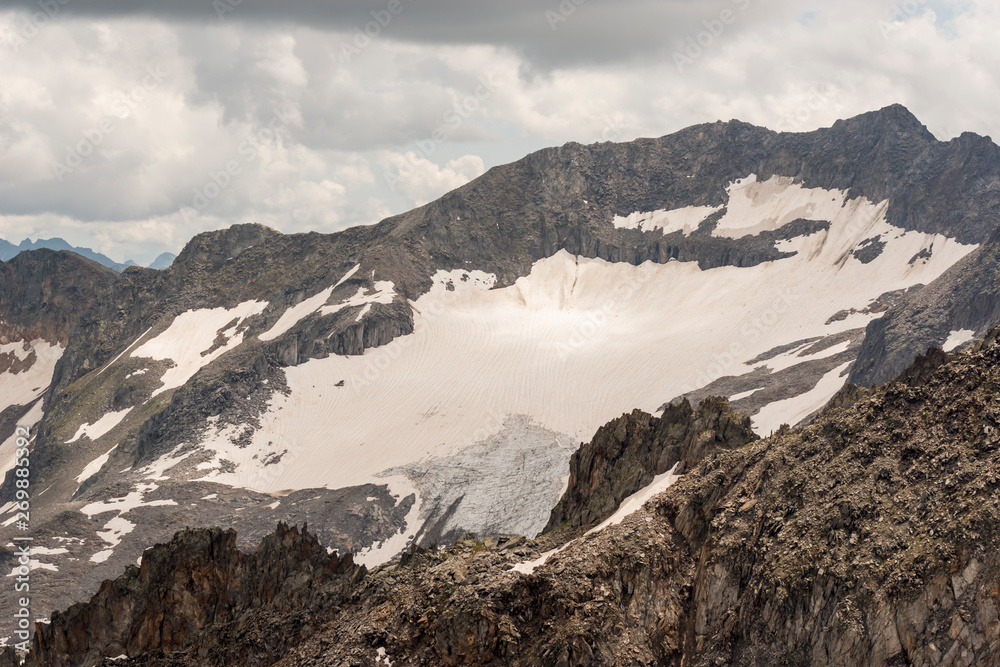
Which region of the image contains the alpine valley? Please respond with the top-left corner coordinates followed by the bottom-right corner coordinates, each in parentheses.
top-left (4, 104), bottom-right (1000, 666)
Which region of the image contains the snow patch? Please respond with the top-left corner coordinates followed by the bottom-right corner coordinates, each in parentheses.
top-left (334, 264), bottom-right (361, 288)
top-left (0, 397), bottom-right (43, 481)
top-left (81, 477), bottom-right (178, 563)
top-left (353, 476), bottom-right (422, 568)
top-left (753, 361), bottom-right (853, 435)
top-left (90, 515), bottom-right (136, 562)
top-left (132, 301), bottom-right (267, 396)
top-left (0, 341), bottom-right (32, 362)
top-left (94, 327), bottom-right (153, 378)
top-left (513, 464), bottom-right (681, 575)
top-left (80, 490), bottom-right (177, 518)
top-left (66, 408), bottom-right (132, 444)
top-left (612, 205), bottom-right (721, 236)
top-left (943, 329), bottom-right (976, 352)
top-left (713, 174), bottom-right (850, 238)
top-left (139, 447), bottom-right (196, 481)
top-left (729, 388), bottom-right (762, 402)
top-left (76, 444), bottom-right (119, 483)
top-left (319, 281), bottom-right (396, 319)
top-left (590, 463), bottom-right (682, 533)
top-left (0, 339), bottom-right (63, 409)
top-left (6, 560), bottom-right (58, 576)
top-left (259, 266), bottom-right (390, 341)
top-left (259, 286), bottom-right (336, 342)
top-left (750, 339), bottom-right (852, 374)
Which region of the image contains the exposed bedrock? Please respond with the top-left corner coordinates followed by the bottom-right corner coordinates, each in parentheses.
top-left (544, 396), bottom-right (758, 533)
top-left (27, 524), bottom-right (365, 667)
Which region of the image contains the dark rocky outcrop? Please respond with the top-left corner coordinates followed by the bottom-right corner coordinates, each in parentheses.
top-left (544, 396), bottom-right (757, 532)
top-left (28, 523), bottom-right (364, 667)
top-left (0, 646), bottom-right (18, 667)
top-left (0, 249), bottom-right (117, 345)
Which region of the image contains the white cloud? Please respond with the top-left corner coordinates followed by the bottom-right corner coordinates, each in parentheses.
top-left (380, 151), bottom-right (486, 206)
top-left (0, 1), bottom-right (998, 263)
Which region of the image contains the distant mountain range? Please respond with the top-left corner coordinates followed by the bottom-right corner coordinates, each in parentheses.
top-left (0, 237), bottom-right (176, 271)
top-left (148, 251), bottom-right (177, 270)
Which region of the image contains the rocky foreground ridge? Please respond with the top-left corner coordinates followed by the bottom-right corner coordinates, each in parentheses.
top-left (18, 323), bottom-right (1000, 666)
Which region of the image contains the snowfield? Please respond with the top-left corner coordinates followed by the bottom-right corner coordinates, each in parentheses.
top-left (119, 176), bottom-right (978, 562)
top-left (201, 178), bottom-right (973, 497)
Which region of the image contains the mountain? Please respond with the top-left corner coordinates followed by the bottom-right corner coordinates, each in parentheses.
top-left (0, 237), bottom-right (137, 273)
top-left (3, 104), bottom-right (1000, 644)
top-left (147, 252), bottom-right (176, 270)
top-left (23, 327), bottom-right (1000, 665)
top-left (0, 251), bottom-right (118, 490)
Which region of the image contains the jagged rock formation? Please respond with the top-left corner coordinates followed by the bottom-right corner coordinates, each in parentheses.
top-left (0, 647), bottom-right (17, 667)
top-left (27, 524), bottom-right (364, 667)
top-left (28, 324), bottom-right (1000, 666)
top-left (545, 396), bottom-right (757, 532)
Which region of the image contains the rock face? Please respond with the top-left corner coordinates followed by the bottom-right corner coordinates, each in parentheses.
top-left (28, 523), bottom-right (364, 667)
top-left (0, 250), bottom-right (119, 496)
top-left (0, 250), bottom-right (118, 345)
top-left (545, 396), bottom-right (757, 532)
top-left (850, 234), bottom-right (1000, 387)
top-left (29, 323), bottom-right (1000, 666)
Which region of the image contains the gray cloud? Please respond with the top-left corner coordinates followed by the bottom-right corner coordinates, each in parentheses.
top-left (2, 0), bottom-right (790, 69)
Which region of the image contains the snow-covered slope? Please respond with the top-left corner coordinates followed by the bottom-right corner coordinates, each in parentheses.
top-left (0, 339), bottom-right (63, 479)
top-left (137, 176), bottom-right (974, 556)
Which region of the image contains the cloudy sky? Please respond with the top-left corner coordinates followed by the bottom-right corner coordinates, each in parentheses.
top-left (0, 0), bottom-right (995, 265)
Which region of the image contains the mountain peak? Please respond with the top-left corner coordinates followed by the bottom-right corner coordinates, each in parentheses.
top-left (173, 223), bottom-right (279, 270)
top-left (835, 103), bottom-right (936, 142)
